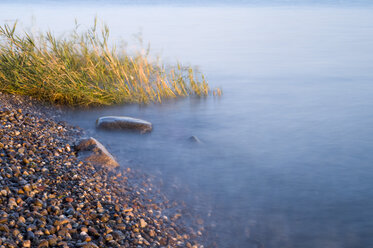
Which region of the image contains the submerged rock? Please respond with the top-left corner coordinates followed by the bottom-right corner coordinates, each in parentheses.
top-left (96, 116), bottom-right (152, 133)
top-left (76, 137), bottom-right (119, 169)
top-left (188, 135), bottom-right (202, 144)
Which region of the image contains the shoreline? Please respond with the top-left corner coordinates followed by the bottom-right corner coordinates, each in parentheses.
top-left (0, 92), bottom-right (205, 248)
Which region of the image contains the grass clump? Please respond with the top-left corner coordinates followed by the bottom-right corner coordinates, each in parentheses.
top-left (0, 20), bottom-right (212, 106)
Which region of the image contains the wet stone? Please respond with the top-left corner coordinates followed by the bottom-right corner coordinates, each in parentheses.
top-left (105, 234), bottom-right (113, 241)
top-left (88, 228), bottom-right (100, 238)
top-left (140, 218), bottom-right (148, 228)
top-left (116, 224), bottom-right (126, 231)
top-left (34, 199), bottom-right (43, 207)
top-left (149, 229), bottom-right (156, 237)
top-left (57, 241), bottom-right (69, 248)
top-left (22, 240), bottom-right (31, 248)
top-left (0, 224), bottom-right (9, 232)
top-left (0, 97), bottom-right (206, 248)
top-left (48, 236), bottom-right (58, 246)
top-left (96, 116), bottom-right (152, 133)
top-left (188, 135), bottom-right (202, 143)
top-left (23, 184), bottom-right (31, 192)
top-left (26, 231), bottom-right (35, 240)
top-left (76, 137), bottom-right (119, 170)
top-left (38, 239), bottom-right (49, 248)
top-left (0, 217), bottom-right (8, 224)
top-left (84, 235), bottom-right (92, 242)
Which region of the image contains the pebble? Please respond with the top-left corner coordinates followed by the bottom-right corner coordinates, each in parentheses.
top-left (22, 240), bottom-right (31, 247)
top-left (105, 234), bottom-right (113, 241)
top-left (0, 95), bottom-right (206, 248)
top-left (38, 239), bottom-right (49, 248)
top-left (140, 218), bottom-right (148, 228)
top-left (0, 225), bottom-right (9, 233)
top-left (23, 184), bottom-right (31, 192)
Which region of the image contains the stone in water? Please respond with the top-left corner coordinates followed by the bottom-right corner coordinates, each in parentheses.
top-left (96, 116), bottom-right (152, 133)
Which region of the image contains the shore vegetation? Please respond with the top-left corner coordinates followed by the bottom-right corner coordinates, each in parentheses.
top-left (0, 20), bottom-right (214, 106)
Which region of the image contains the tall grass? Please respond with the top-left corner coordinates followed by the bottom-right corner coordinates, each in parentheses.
top-left (0, 20), bottom-right (215, 106)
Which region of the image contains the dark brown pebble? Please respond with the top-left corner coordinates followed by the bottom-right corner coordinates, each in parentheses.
top-left (0, 224), bottom-right (10, 232)
top-left (38, 239), bottom-right (49, 248)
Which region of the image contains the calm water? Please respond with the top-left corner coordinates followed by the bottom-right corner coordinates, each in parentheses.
top-left (2, 2), bottom-right (373, 247)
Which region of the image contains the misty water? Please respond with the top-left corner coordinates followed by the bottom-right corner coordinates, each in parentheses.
top-left (2, 1), bottom-right (373, 247)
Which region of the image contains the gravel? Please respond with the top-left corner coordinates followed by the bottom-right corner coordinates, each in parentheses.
top-left (0, 92), bottom-right (205, 248)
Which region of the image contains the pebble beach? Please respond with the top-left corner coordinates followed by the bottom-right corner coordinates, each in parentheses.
top-left (0, 93), bottom-right (205, 248)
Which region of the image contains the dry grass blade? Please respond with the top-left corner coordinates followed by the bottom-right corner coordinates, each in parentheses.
top-left (0, 20), bottom-right (216, 106)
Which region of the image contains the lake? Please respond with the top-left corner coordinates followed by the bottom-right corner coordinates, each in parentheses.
top-left (2, 1), bottom-right (373, 247)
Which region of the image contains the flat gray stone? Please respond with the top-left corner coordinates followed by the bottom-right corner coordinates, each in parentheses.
top-left (96, 116), bottom-right (152, 133)
top-left (76, 137), bottom-right (119, 170)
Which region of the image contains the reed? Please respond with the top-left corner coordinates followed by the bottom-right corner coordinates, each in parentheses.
top-left (0, 20), bottom-right (214, 106)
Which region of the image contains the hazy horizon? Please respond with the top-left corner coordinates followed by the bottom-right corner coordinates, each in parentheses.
top-left (2, 0), bottom-right (373, 7)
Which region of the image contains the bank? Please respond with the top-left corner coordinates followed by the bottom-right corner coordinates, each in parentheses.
top-left (0, 92), bottom-right (204, 248)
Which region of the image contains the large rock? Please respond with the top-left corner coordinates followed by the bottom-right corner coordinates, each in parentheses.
top-left (96, 116), bottom-right (152, 133)
top-left (76, 137), bottom-right (119, 170)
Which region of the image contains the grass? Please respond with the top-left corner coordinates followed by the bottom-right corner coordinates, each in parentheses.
top-left (0, 20), bottom-right (218, 107)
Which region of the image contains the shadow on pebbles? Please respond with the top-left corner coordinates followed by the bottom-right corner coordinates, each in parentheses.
top-left (0, 93), bottom-right (206, 248)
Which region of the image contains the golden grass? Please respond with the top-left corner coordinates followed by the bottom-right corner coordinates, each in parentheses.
top-left (0, 20), bottom-right (215, 106)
